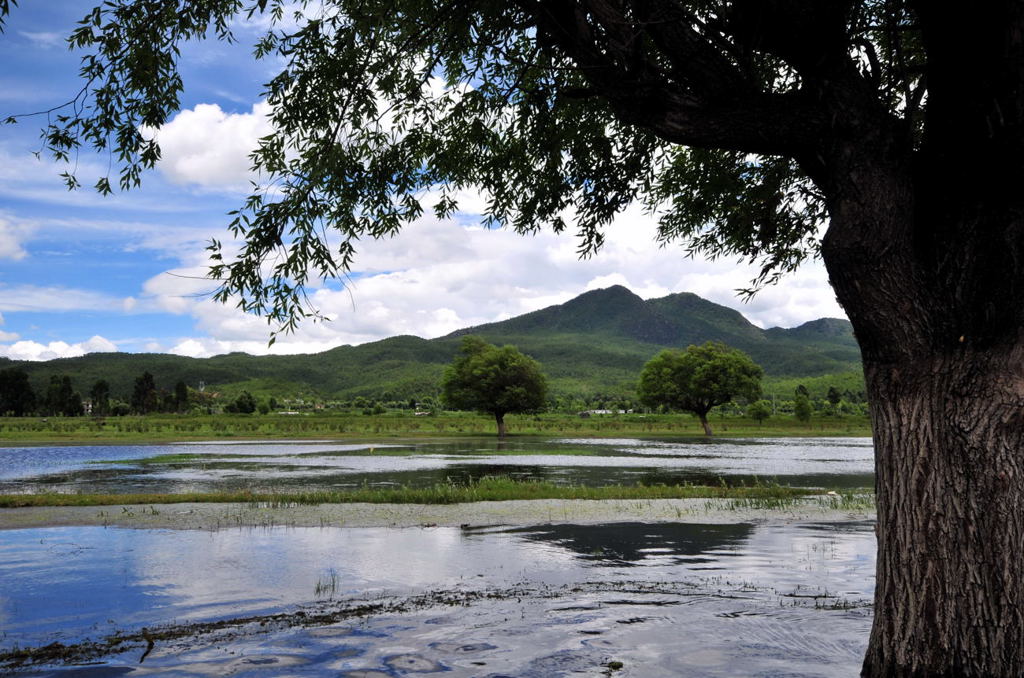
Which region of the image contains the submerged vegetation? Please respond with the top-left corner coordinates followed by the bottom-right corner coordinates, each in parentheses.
top-left (0, 476), bottom-right (871, 508)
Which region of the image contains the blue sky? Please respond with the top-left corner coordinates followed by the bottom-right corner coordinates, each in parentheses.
top-left (0, 2), bottom-right (844, 362)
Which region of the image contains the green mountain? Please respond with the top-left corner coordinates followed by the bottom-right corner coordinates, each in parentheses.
top-left (3, 286), bottom-right (862, 400)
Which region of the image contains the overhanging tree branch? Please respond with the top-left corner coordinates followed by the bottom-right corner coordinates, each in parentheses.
top-left (523, 0), bottom-right (830, 157)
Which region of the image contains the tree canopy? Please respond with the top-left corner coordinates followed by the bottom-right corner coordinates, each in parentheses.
top-left (637, 341), bottom-right (762, 435)
top-left (440, 335), bottom-right (547, 437)
top-left (89, 380), bottom-right (111, 416)
top-left (746, 399), bottom-right (772, 424)
top-left (0, 368), bottom-right (36, 417)
top-left (793, 392), bottom-right (812, 424)
top-left (131, 371), bottom-right (158, 414)
top-left (42, 375), bottom-right (84, 417)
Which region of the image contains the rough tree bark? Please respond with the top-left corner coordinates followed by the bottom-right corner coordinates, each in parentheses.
top-left (822, 157), bottom-right (1024, 675)
top-left (863, 347), bottom-right (1024, 676)
top-left (495, 412), bottom-right (507, 438)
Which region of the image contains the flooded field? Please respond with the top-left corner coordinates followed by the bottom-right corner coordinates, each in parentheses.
top-left (0, 437), bottom-right (876, 675)
top-left (1, 520), bottom-right (874, 677)
top-left (0, 436), bottom-right (874, 495)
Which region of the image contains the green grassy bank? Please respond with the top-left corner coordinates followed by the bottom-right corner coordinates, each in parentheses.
top-left (0, 476), bottom-right (872, 509)
top-left (0, 411), bottom-right (871, 444)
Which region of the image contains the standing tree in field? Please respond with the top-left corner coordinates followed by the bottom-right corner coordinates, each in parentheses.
top-left (793, 393), bottom-right (813, 424)
top-left (441, 336), bottom-right (547, 438)
top-left (637, 342), bottom-right (762, 436)
top-left (89, 379), bottom-right (111, 416)
top-left (67, 390), bottom-right (85, 417)
top-left (0, 368), bottom-right (35, 417)
top-left (130, 372), bottom-right (158, 415)
top-left (173, 381), bottom-right (189, 413)
top-left (42, 375), bottom-right (83, 417)
top-left (7, 1), bottom-right (1024, 673)
top-left (747, 400), bottom-right (772, 426)
top-left (827, 386), bottom-right (842, 407)
top-left (43, 375), bottom-right (68, 416)
top-left (234, 390), bottom-right (257, 415)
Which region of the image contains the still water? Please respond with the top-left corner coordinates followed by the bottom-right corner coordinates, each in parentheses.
top-left (0, 520), bottom-right (874, 677)
top-left (0, 436), bottom-right (873, 494)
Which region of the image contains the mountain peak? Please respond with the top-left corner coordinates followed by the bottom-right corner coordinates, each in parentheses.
top-left (791, 318), bottom-right (853, 336)
top-left (447, 284), bottom-right (679, 344)
top-left (578, 284), bottom-right (638, 299)
top-left (558, 284), bottom-right (646, 314)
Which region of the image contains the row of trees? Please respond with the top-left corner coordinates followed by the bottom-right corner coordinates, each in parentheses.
top-left (0, 369), bottom-right (200, 417)
top-left (439, 336), bottom-right (776, 438)
top-left (438, 337), bottom-right (867, 436)
top-left (0, 371), bottom-right (87, 417)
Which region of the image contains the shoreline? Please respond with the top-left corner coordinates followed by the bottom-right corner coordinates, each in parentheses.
top-left (0, 413), bottom-right (873, 447)
top-left (0, 498), bottom-right (876, 531)
top-left (0, 429), bottom-right (873, 447)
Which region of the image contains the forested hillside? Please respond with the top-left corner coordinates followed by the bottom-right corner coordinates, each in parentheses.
top-left (2, 286), bottom-right (862, 401)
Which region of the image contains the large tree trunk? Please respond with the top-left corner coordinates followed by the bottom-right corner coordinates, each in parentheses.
top-left (495, 412), bottom-right (506, 438)
top-left (859, 347), bottom-right (1024, 676)
top-left (697, 412), bottom-right (713, 437)
top-left (820, 147), bottom-right (1024, 675)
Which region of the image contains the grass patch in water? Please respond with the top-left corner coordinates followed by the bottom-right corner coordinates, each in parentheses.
top-left (93, 453), bottom-right (255, 465)
top-left (0, 477), bottom-right (863, 508)
top-left (816, 490), bottom-right (876, 511)
top-left (704, 488), bottom-right (876, 512)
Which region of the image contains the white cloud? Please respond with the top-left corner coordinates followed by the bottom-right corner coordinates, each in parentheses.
top-left (149, 75), bottom-right (467, 196)
top-left (0, 285), bottom-right (130, 313)
top-left (18, 31), bottom-right (64, 49)
top-left (169, 338), bottom-right (214, 358)
top-left (0, 214), bottom-right (34, 260)
top-left (0, 335), bottom-right (117, 361)
top-left (0, 119), bottom-right (841, 360)
top-left (168, 331), bottom-right (347, 358)
top-left (136, 204), bottom-right (844, 357)
top-left (80, 335), bottom-right (118, 353)
top-left (37, 213), bottom-right (212, 245)
top-left (0, 146), bottom-right (208, 212)
top-left (152, 102), bottom-right (274, 191)
top-left (0, 330), bottom-right (19, 341)
top-left (141, 263), bottom-right (222, 316)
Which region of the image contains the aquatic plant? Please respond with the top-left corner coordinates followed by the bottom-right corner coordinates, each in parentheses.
top-left (314, 569), bottom-right (340, 599)
top-left (0, 476), bottom-right (872, 508)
